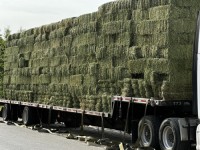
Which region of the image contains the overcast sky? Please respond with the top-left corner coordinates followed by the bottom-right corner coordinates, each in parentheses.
top-left (0, 0), bottom-right (115, 35)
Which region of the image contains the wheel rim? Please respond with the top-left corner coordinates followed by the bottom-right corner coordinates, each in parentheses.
top-left (162, 126), bottom-right (174, 149)
top-left (22, 109), bottom-right (28, 124)
top-left (141, 123), bottom-right (152, 146)
top-left (2, 107), bottom-right (7, 120)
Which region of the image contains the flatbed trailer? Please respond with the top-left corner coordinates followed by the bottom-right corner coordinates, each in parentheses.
top-left (2, 8), bottom-right (200, 150)
top-left (0, 95), bottom-right (196, 150)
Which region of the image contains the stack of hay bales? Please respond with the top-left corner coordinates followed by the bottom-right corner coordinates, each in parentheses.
top-left (3, 0), bottom-right (200, 112)
top-left (0, 38), bottom-right (5, 97)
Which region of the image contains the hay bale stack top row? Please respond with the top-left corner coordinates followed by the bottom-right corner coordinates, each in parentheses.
top-left (3, 0), bottom-right (200, 112)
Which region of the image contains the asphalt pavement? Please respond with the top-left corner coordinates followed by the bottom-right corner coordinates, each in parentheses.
top-left (0, 120), bottom-right (104, 150)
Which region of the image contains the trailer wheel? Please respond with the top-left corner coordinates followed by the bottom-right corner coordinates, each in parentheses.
top-left (138, 116), bottom-right (160, 148)
top-left (159, 118), bottom-right (189, 150)
top-left (2, 104), bottom-right (11, 121)
top-left (22, 106), bottom-right (36, 125)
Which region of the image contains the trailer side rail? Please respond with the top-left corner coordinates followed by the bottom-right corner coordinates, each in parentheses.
top-left (112, 96), bottom-right (192, 106)
top-left (0, 99), bottom-right (110, 117)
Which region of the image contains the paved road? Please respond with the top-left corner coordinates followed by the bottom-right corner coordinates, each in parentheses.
top-left (0, 121), bottom-right (103, 150)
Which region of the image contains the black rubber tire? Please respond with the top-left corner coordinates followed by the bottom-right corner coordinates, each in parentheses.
top-left (159, 118), bottom-right (189, 150)
top-left (2, 104), bottom-right (11, 121)
top-left (22, 106), bottom-right (38, 125)
top-left (138, 116), bottom-right (161, 149)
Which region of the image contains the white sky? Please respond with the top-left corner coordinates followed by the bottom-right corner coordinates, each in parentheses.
top-left (0, 0), bottom-right (115, 34)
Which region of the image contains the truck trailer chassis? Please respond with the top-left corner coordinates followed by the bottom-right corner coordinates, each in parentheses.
top-left (0, 96), bottom-right (197, 150)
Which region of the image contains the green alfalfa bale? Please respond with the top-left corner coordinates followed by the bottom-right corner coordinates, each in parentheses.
top-left (141, 45), bottom-right (159, 58)
top-left (116, 32), bottom-right (132, 46)
top-left (21, 68), bottom-right (31, 77)
top-left (116, 0), bottom-right (134, 10)
top-left (89, 63), bottom-right (99, 76)
top-left (62, 95), bottom-right (68, 107)
top-left (99, 67), bottom-right (110, 80)
top-left (4, 62), bottom-right (11, 71)
top-left (39, 74), bottom-right (51, 84)
top-left (69, 74), bottom-right (83, 86)
top-left (84, 95), bottom-right (90, 110)
top-left (5, 46), bottom-right (19, 56)
top-left (76, 12), bottom-right (98, 24)
top-left (169, 32), bottom-right (194, 46)
top-left (100, 11), bottom-right (116, 23)
top-left (128, 59), bottom-right (146, 74)
top-left (115, 9), bottom-right (132, 21)
top-left (123, 78), bottom-right (131, 84)
top-left (16, 76), bottom-right (31, 84)
top-left (31, 75), bottom-right (37, 84)
top-left (79, 96), bottom-right (87, 110)
top-left (149, 5), bottom-right (170, 20)
top-left (149, 71), bottom-right (165, 99)
top-left (39, 58), bottom-right (49, 67)
top-left (98, 0), bottom-right (133, 15)
top-left (62, 35), bottom-right (73, 47)
top-left (114, 66), bottom-right (126, 80)
top-left (121, 78), bottom-right (133, 97)
top-left (95, 97), bottom-right (103, 112)
top-left (138, 79), bottom-right (146, 98)
top-left (136, 20), bottom-right (168, 35)
top-left (33, 42), bottom-right (42, 51)
top-left (121, 86), bottom-right (133, 97)
top-left (61, 64), bottom-right (70, 76)
top-left (70, 94), bottom-right (80, 109)
top-left (102, 20), bottom-right (132, 35)
top-left (50, 56), bottom-right (61, 67)
top-left (143, 81), bottom-right (153, 98)
top-left (102, 94), bottom-right (109, 112)
top-left (12, 68), bottom-right (19, 76)
top-left (151, 32), bottom-right (168, 47)
top-left (84, 75), bottom-right (97, 86)
top-left (31, 67), bottom-right (38, 75)
top-left (146, 58), bottom-right (169, 73)
top-left (3, 75), bottom-right (10, 84)
top-left (69, 22), bottom-right (97, 36)
top-left (169, 18), bottom-right (195, 34)
top-left (172, 0), bottom-right (200, 7)
top-left (72, 33), bottom-right (97, 47)
top-left (135, 0), bottom-right (157, 10)
top-left (49, 83), bottom-right (55, 93)
top-left (87, 95), bottom-right (97, 111)
top-left (132, 9), bottom-right (149, 22)
top-left (97, 35), bottom-right (114, 47)
top-left (10, 62), bottom-right (18, 69)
